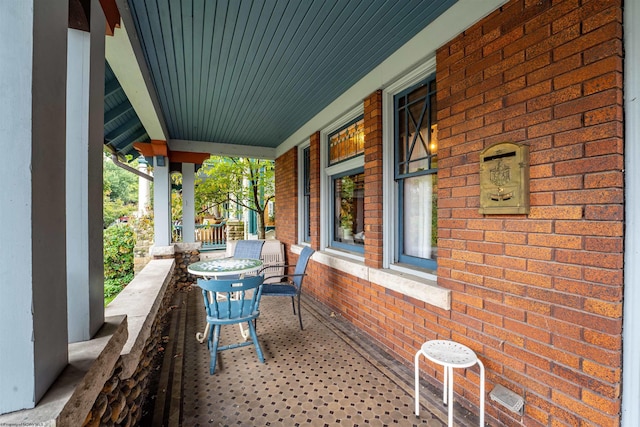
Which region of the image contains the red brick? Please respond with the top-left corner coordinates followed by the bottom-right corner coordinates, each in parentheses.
top-left (582, 359), bottom-right (621, 384)
top-left (554, 89), bottom-right (619, 118)
top-left (554, 56), bottom-right (622, 89)
top-left (527, 53), bottom-right (582, 86)
top-left (584, 71), bottom-right (623, 95)
top-left (583, 204), bottom-right (623, 221)
top-left (527, 83), bottom-right (582, 112)
top-left (552, 390), bottom-right (618, 426)
top-left (557, 221), bottom-right (621, 239)
top-left (585, 138), bottom-right (623, 156)
top-left (525, 24), bottom-right (581, 60)
top-left (504, 80), bottom-right (551, 106)
top-left (554, 154), bottom-right (623, 176)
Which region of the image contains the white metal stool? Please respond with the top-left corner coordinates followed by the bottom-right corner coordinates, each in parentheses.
top-left (415, 340), bottom-right (485, 426)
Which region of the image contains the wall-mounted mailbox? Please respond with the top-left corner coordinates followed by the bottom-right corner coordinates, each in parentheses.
top-left (479, 142), bottom-right (529, 214)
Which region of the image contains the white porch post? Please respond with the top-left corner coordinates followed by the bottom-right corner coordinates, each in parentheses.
top-left (0, 0), bottom-right (69, 413)
top-left (182, 163), bottom-right (196, 243)
top-left (623, 0), bottom-right (640, 425)
top-left (153, 156), bottom-right (172, 247)
top-left (65, 0), bottom-right (105, 343)
top-left (138, 157), bottom-right (150, 216)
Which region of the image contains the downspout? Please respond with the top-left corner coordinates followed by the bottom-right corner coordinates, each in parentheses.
top-left (111, 154), bottom-right (153, 182)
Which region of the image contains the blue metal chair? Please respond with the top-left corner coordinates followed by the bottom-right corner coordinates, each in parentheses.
top-left (259, 246), bottom-right (315, 330)
top-left (198, 275), bottom-right (265, 374)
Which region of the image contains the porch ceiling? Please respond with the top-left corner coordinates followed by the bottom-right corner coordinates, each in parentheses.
top-left (104, 61), bottom-right (150, 159)
top-left (110, 0), bottom-right (457, 157)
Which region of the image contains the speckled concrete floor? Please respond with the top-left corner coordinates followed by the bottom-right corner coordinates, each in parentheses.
top-left (150, 286), bottom-right (480, 427)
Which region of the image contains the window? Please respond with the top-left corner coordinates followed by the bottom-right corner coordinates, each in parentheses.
top-left (328, 116), bottom-right (365, 253)
top-left (333, 170), bottom-right (365, 250)
top-left (395, 76), bottom-right (437, 270)
top-left (302, 146), bottom-right (311, 243)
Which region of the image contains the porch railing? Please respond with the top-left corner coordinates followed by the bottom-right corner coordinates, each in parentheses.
top-left (173, 222), bottom-right (227, 251)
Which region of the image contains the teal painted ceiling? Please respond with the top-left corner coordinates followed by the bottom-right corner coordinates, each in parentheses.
top-left (104, 61), bottom-right (150, 159)
top-left (122, 0), bottom-right (457, 150)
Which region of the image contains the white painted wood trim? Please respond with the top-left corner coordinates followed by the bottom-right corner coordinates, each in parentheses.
top-left (622, 0), bottom-right (640, 424)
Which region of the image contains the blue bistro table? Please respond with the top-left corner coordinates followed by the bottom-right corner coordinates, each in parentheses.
top-left (188, 258), bottom-right (264, 343)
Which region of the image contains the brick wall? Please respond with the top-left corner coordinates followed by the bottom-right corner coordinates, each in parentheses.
top-left (436, 0), bottom-right (623, 425)
top-left (275, 0), bottom-right (624, 425)
top-left (275, 147), bottom-right (298, 252)
top-left (310, 132), bottom-right (321, 250)
top-left (364, 90), bottom-right (384, 269)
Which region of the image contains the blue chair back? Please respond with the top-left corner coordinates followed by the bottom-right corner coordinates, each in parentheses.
top-left (292, 246), bottom-right (314, 288)
top-left (198, 275), bottom-right (264, 325)
top-left (233, 240), bottom-right (264, 259)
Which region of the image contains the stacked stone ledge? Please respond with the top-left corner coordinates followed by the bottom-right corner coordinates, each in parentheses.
top-left (82, 266), bottom-right (178, 426)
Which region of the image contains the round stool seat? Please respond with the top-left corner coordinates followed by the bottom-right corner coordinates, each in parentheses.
top-left (415, 340), bottom-right (485, 426)
top-left (421, 340), bottom-right (478, 368)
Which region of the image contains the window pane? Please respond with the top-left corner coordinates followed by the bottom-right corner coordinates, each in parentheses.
top-left (329, 117), bottom-right (364, 165)
top-left (395, 76), bottom-right (437, 178)
top-left (303, 146), bottom-right (311, 242)
top-left (403, 174), bottom-right (437, 261)
top-left (334, 172), bottom-right (365, 246)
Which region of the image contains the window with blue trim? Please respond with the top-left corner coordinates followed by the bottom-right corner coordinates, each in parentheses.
top-left (328, 116), bottom-right (365, 253)
top-left (302, 146), bottom-right (311, 243)
top-left (395, 75), bottom-right (438, 270)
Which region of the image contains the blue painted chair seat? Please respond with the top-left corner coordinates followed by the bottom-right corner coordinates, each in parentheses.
top-left (257, 246), bottom-right (315, 330)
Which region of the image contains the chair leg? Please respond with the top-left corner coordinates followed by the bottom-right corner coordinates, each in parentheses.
top-left (296, 294), bottom-right (303, 330)
top-left (247, 320), bottom-right (265, 363)
top-left (291, 296), bottom-right (296, 314)
top-left (209, 324), bottom-right (221, 374)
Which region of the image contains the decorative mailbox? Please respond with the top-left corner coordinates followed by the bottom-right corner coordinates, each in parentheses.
top-left (479, 142), bottom-right (529, 214)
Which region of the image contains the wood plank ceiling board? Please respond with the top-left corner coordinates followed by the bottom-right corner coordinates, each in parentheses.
top-left (125, 0), bottom-right (458, 149)
top-left (104, 61), bottom-right (150, 159)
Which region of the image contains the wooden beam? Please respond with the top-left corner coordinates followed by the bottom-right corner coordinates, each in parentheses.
top-left (99, 0), bottom-right (120, 36)
top-left (170, 151), bottom-right (210, 165)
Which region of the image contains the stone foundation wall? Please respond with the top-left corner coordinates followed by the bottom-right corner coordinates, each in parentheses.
top-left (82, 262), bottom-right (178, 427)
top-left (174, 243), bottom-right (201, 289)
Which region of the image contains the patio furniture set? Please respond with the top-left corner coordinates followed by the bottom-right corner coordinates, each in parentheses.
top-left (188, 240), bottom-right (484, 426)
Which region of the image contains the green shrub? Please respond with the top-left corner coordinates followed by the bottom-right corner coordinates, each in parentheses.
top-left (104, 223), bottom-right (135, 303)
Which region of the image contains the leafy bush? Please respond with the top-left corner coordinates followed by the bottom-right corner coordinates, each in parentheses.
top-left (104, 223), bottom-right (135, 303)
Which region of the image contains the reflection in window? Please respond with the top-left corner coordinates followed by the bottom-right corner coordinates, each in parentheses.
top-left (333, 172), bottom-right (365, 247)
top-left (395, 75), bottom-right (437, 270)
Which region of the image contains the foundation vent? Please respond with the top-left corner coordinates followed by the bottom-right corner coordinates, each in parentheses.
top-left (489, 384), bottom-right (524, 415)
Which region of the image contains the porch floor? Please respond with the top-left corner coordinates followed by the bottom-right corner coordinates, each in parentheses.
top-left (148, 286), bottom-right (480, 426)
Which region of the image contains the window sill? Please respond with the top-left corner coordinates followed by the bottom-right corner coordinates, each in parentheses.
top-left (292, 245), bottom-right (450, 310)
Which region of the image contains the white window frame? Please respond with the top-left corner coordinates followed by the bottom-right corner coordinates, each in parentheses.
top-left (320, 105), bottom-right (364, 260)
top-left (382, 57), bottom-right (437, 280)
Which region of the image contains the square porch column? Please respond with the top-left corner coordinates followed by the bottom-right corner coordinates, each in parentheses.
top-left (65, 1), bottom-right (106, 343)
top-left (182, 163), bottom-right (196, 243)
top-left (153, 156), bottom-right (172, 247)
top-left (0, 0), bottom-right (69, 413)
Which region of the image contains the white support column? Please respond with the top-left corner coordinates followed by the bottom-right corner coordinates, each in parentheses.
top-left (0, 0), bottom-right (69, 413)
top-left (65, 0), bottom-right (105, 343)
top-left (153, 156), bottom-right (172, 247)
top-left (138, 157), bottom-right (150, 216)
top-left (623, 0), bottom-right (640, 425)
top-left (182, 163), bottom-right (196, 243)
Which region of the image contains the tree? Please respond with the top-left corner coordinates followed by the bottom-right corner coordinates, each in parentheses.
top-left (103, 152), bottom-right (139, 227)
top-left (196, 157), bottom-right (274, 239)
